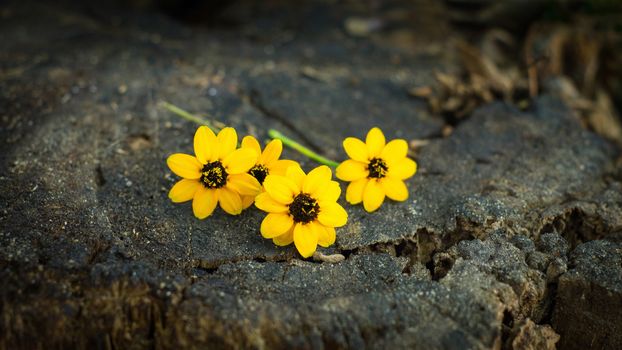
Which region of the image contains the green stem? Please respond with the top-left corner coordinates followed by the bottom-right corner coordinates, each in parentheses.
top-left (269, 129), bottom-right (340, 168)
top-left (161, 103), bottom-right (339, 168)
top-left (159, 101), bottom-right (224, 132)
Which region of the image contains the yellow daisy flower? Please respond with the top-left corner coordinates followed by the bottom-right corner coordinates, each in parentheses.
top-left (167, 126), bottom-right (262, 219)
top-left (239, 135), bottom-right (299, 209)
top-left (336, 127), bottom-right (417, 212)
top-left (255, 165), bottom-right (347, 258)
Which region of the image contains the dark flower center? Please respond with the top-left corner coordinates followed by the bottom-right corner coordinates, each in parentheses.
top-left (288, 193), bottom-right (320, 224)
top-left (367, 158), bottom-right (388, 178)
top-left (249, 164), bottom-right (269, 184)
top-left (200, 161), bottom-right (228, 188)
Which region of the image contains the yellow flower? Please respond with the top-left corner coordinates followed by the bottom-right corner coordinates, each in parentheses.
top-left (336, 127), bottom-right (417, 212)
top-left (167, 126), bottom-right (262, 219)
top-left (239, 135), bottom-right (298, 209)
top-left (255, 165), bottom-right (347, 258)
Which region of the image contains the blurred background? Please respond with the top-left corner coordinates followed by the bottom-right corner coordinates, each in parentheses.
top-left (5, 0), bottom-right (620, 143)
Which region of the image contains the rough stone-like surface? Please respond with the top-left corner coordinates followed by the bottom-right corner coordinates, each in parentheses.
top-left (2, 253), bottom-right (508, 349)
top-left (553, 238), bottom-right (622, 350)
top-left (434, 231), bottom-right (574, 349)
top-left (505, 319), bottom-right (559, 350)
top-left (440, 231), bottom-right (552, 323)
top-left (338, 97), bottom-right (621, 256)
top-left (1, 0), bottom-right (622, 349)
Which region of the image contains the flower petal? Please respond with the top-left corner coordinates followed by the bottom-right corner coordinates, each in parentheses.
top-left (317, 201), bottom-right (348, 227)
top-left (261, 213), bottom-right (294, 239)
top-left (259, 139), bottom-right (282, 165)
top-left (316, 181), bottom-right (341, 202)
top-left (381, 177), bottom-right (409, 201)
top-left (343, 137), bottom-right (369, 162)
top-left (169, 179), bottom-right (201, 203)
top-left (194, 126), bottom-right (217, 163)
top-left (263, 175), bottom-right (298, 204)
top-left (222, 148), bottom-right (258, 174)
top-left (363, 179), bottom-right (385, 212)
top-left (336, 160), bottom-right (368, 181)
top-left (380, 139), bottom-right (408, 165)
top-left (227, 173), bottom-right (261, 196)
top-left (387, 158), bottom-right (417, 180)
top-left (216, 127), bottom-right (237, 159)
top-left (272, 228), bottom-right (294, 246)
top-left (241, 135), bottom-right (262, 156)
top-left (302, 165), bottom-right (332, 195)
top-left (217, 187), bottom-right (243, 215)
top-left (346, 178), bottom-right (367, 204)
top-left (293, 223), bottom-right (318, 258)
top-left (241, 195), bottom-right (255, 210)
top-left (192, 186), bottom-right (217, 219)
top-left (285, 164), bottom-right (306, 190)
top-left (167, 153), bottom-right (202, 179)
top-left (317, 224), bottom-right (336, 248)
top-left (270, 159), bottom-right (300, 176)
top-left (255, 192), bottom-right (288, 213)
top-left (366, 127), bottom-right (386, 157)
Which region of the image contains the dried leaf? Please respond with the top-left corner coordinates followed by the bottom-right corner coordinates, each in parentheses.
top-left (408, 86), bottom-right (433, 98)
top-left (589, 90), bottom-right (622, 143)
top-left (344, 17), bottom-right (383, 37)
